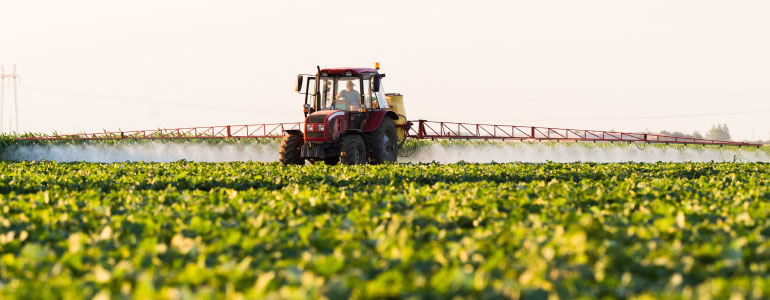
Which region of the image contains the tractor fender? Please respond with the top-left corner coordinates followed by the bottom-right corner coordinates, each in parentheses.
top-left (284, 129), bottom-right (303, 136)
top-left (363, 110), bottom-right (399, 132)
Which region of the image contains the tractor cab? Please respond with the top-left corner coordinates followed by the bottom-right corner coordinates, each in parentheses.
top-left (281, 64), bottom-right (406, 165)
top-left (319, 76), bottom-right (370, 111)
top-left (296, 67), bottom-right (388, 115)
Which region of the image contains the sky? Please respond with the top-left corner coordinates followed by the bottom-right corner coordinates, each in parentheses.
top-left (2, 0), bottom-right (769, 141)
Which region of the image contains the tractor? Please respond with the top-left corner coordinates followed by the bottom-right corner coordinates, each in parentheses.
top-left (279, 64), bottom-right (407, 165)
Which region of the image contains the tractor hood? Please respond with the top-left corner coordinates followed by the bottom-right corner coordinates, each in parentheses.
top-left (305, 110), bottom-right (345, 124)
top-left (304, 110), bottom-right (347, 142)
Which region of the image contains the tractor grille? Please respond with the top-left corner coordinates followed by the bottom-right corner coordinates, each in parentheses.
top-left (307, 115), bottom-right (326, 123)
top-left (305, 132), bottom-right (325, 138)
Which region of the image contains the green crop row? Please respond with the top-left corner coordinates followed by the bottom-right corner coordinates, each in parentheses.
top-left (2, 162), bottom-right (770, 299)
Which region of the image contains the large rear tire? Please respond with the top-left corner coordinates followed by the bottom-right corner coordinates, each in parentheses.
top-left (279, 134), bottom-right (304, 165)
top-left (340, 135), bottom-right (367, 165)
top-left (367, 117), bottom-right (398, 164)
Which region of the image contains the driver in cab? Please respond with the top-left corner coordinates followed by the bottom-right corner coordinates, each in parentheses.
top-left (334, 81), bottom-right (360, 111)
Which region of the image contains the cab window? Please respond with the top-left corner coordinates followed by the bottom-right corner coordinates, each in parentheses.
top-left (318, 76), bottom-right (370, 111)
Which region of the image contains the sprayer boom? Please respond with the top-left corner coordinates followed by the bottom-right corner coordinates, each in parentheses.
top-left (15, 120), bottom-right (761, 147)
top-left (408, 120), bottom-right (760, 147)
top-left (14, 123), bottom-right (302, 140)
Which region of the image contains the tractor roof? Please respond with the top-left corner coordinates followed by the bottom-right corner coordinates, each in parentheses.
top-left (319, 68), bottom-right (378, 76)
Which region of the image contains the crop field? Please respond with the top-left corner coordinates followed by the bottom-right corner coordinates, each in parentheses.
top-left (2, 161), bottom-right (770, 299)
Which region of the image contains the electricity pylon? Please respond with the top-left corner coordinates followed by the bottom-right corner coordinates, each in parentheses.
top-left (0, 65), bottom-right (20, 133)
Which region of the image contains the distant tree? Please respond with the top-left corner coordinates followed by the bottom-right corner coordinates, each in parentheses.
top-left (692, 131), bottom-right (703, 139)
top-left (660, 130), bottom-right (695, 138)
top-left (707, 124), bottom-right (731, 141)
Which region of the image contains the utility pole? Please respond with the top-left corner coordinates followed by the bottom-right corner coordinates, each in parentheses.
top-left (13, 65), bottom-right (18, 132)
top-left (1, 65), bottom-right (4, 133)
top-left (0, 65), bottom-right (20, 133)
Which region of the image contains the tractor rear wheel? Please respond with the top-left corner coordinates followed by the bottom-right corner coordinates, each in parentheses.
top-left (367, 117), bottom-right (398, 164)
top-left (340, 135), bottom-right (367, 165)
top-left (279, 134), bottom-right (304, 165)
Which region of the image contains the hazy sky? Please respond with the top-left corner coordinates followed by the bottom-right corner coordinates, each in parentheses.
top-left (2, 0), bottom-right (769, 140)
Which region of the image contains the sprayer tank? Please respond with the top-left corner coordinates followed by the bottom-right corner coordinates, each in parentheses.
top-left (385, 93), bottom-right (407, 141)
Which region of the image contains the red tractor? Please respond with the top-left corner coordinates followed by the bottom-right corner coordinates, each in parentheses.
top-left (279, 64), bottom-right (404, 165)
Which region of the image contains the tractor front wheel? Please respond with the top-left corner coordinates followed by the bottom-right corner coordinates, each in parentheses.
top-left (279, 134), bottom-right (304, 165)
top-left (340, 135), bottom-right (367, 165)
top-left (367, 117), bottom-right (398, 164)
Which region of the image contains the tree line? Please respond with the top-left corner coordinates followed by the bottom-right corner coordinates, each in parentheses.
top-left (655, 123), bottom-right (731, 141)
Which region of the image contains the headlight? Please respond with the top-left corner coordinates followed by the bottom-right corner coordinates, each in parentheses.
top-left (306, 124), bottom-right (313, 131)
top-left (318, 124), bottom-right (325, 131)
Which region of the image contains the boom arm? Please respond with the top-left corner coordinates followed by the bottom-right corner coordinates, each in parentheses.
top-left (14, 120), bottom-right (762, 147)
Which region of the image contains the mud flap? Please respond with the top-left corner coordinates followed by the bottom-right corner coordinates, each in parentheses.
top-left (301, 143), bottom-right (325, 159)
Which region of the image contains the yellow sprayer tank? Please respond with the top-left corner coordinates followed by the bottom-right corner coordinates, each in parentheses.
top-left (385, 93), bottom-right (407, 141)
